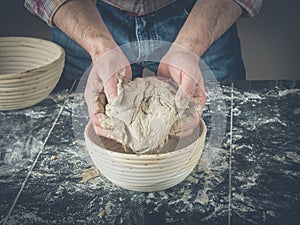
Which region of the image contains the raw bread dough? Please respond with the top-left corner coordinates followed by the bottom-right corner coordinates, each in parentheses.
top-left (103, 77), bottom-right (193, 154)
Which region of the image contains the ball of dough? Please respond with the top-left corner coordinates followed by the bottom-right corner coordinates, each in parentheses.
top-left (104, 77), bottom-right (191, 154)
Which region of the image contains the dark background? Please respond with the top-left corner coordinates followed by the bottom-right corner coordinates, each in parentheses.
top-left (1, 0), bottom-right (299, 80)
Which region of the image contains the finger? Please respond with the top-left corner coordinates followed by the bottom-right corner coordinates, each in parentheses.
top-left (104, 75), bottom-right (118, 103)
top-left (95, 92), bottom-right (107, 114)
top-left (193, 96), bottom-right (206, 118)
top-left (193, 69), bottom-right (206, 100)
top-left (176, 111), bottom-right (200, 136)
top-left (193, 83), bottom-right (206, 98)
top-left (175, 73), bottom-right (195, 109)
top-left (92, 124), bottom-right (119, 140)
top-left (174, 128), bottom-right (194, 138)
top-left (84, 68), bottom-right (103, 119)
top-left (157, 62), bottom-right (171, 79)
top-left (91, 113), bottom-right (111, 137)
top-left (91, 112), bottom-right (101, 128)
top-left (193, 83), bottom-right (206, 117)
top-left (182, 110), bottom-right (200, 130)
top-left (169, 109), bottom-right (200, 138)
top-left (92, 113), bottom-right (115, 137)
top-left (93, 113), bottom-right (127, 143)
top-left (169, 125), bottom-right (195, 138)
top-left (123, 65), bottom-right (132, 83)
top-left (104, 65), bottom-right (133, 103)
top-left (181, 70), bottom-right (197, 96)
top-left (169, 66), bottom-right (183, 85)
top-left (92, 124), bottom-right (105, 136)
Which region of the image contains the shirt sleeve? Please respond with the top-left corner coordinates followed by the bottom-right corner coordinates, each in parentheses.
top-left (24, 0), bottom-right (69, 27)
top-left (233, 0), bottom-right (263, 18)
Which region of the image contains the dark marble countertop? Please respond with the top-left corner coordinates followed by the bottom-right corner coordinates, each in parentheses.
top-left (0, 80), bottom-right (299, 225)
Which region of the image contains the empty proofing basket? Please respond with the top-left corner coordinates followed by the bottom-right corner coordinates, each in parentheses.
top-left (0, 37), bottom-right (65, 110)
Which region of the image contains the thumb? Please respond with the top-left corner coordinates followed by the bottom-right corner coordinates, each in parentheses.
top-left (175, 87), bottom-right (191, 109)
top-left (85, 66), bottom-right (103, 119)
top-left (104, 75), bottom-right (118, 103)
top-left (175, 72), bottom-right (196, 109)
top-left (104, 66), bottom-right (132, 103)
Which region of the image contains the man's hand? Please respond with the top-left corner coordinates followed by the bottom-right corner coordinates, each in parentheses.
top-left (84, 48), bottom-right (132, 137)
top-left (158, 44), bottom-right (206, 137)
top-left (157, 0), bottom-right (243, 137)
top-left (53, 0), bottom-right (133, 138)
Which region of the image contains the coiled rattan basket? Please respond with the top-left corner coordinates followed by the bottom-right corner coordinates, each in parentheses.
top-left (0, 37), bottom-right (65, 110)
top-left (85, 119), bottom-right (206, 192)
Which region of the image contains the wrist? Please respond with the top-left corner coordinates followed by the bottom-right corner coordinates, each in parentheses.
top-left (86, 37), bottom-right (118, 63)
top-left (167, 42), bottom-right (200, 61)
top-left (173, 37), bottom-right (206, 57)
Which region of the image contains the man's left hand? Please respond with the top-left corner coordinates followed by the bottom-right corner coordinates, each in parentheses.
top-left (157, 44), bottom-right (206, 137)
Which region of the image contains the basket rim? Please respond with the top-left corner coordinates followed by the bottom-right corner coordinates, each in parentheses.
top-left (0, 36), bottom-right (65, 77)
top-left (85, 118), bottom-right (207, 159)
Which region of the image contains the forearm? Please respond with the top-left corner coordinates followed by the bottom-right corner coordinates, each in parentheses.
top-left (53, 0), bottom-right (117, 61)
top-left (174, 0), bottom-right (243, 56)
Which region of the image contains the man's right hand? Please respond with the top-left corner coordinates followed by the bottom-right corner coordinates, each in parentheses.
top-left (84, 47), bottom-right (132, 137)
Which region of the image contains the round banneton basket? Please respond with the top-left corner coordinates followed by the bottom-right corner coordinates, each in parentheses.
top-left (85, 119), bottom-right (207, 192)
top-left (0, 37), bottom-right (65, 110)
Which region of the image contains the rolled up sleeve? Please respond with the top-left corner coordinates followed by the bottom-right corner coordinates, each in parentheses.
top-left (24, 0), bottom-right (68, 26)
top-left (233, 0), bottom-right (263, 18)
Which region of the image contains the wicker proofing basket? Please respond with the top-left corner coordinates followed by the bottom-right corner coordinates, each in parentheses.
top-left (0, 37), bottom-right (65, 110)
top-left (84, 119), bottom-right (207, 192)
